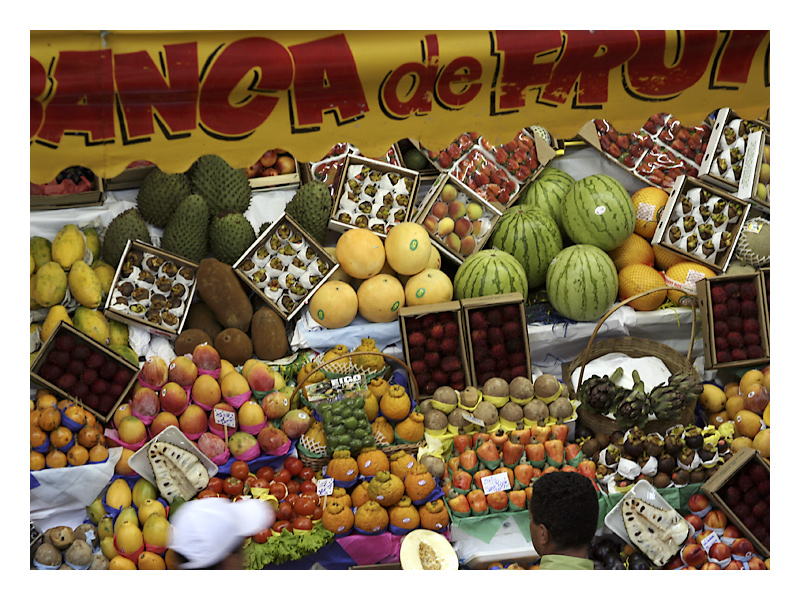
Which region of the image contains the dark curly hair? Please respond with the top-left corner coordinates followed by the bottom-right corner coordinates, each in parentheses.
top-left (528, 471), bottom-right (599, 551)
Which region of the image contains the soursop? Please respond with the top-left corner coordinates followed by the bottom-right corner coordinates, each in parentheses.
top-left (135, 167), bottom-right (192, 228)
top-left (284, 181), bottom-right (333, 245)
top-left (209, 211), bottom-right (256, 265)
top-left (189, 155), bottom-right (252, 216)
top-left (161, 194), bottom-right (211, 263)
top-left (102, 208), bottom-right (152, 267)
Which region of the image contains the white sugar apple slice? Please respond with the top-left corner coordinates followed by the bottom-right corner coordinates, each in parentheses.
top-left (621, 497), bottom-right (690, 567)
top-left (148, 441), bottom-right (210, 504)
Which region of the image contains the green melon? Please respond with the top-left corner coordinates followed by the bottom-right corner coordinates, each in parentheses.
top-left (562, 174), bottom-right (635, 251)
top-left (489, 205), bottom-right (563, 289)
top-left (453, 248), bottom-right (528, 302)
top-left (518, 166), bottom-right (575, 236)
top-left (546, 244), bottom-right (618, 322)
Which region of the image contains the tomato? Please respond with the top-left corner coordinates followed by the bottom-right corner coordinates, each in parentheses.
top-left (253, 529), bottom-right (272, 544)
top-left (245, 474), bottom-right (257, 487)
top-left (272, 520), bottom-right (293, 533)
top-left (283, 456), bottom-right (303, 476)
top-left (284, 493), bottom-right (300, 507)
top-left (292, 516), bottom-right (313, 531)
top-left (312, 505), bottom-right (324, 520)
top-left (251, 477), bottom-right (270, 489)
top-left (298, 467), bottom-right (316, 481)
top-left (299, 479), bottom-right (318, 495)
top-left (197, 488), bottom-right (222, 500)
top-left (256, 465), bottom-right (275, 482)
top-left (286, 480), bottom-right (301, 495)
top-left (223, 477), bottom-right (244, 497)
top-left (206, 476), bottom-right (225, 494)
top-left (269, 481), bottom-right (288, 501)
top-left (294, 496), bottom-right (316, 517)
top-left (231, 460), bottom-right (250, 481)
top-left (273, 469), bottom-right (292, 485)
top-left (277, 502), bottom-right (295, 522)
top-left (301, 491), bottom-right (320, 506)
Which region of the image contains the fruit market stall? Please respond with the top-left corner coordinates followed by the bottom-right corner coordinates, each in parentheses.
top-left (30, 30), bottom-right (771, 571)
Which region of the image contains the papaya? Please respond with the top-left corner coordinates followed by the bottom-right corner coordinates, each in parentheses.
top-left (30, 275), bottom-right (41, 311)
top-left (33, 261), bottom-right (68, 308)
top-left (68, 260), bottom-right (104, 308)
top-left (250, 306), bottom-right (288, 361)
top-left (92, 261), bottom-right (116, 299)
top-left (73, 307), bottom-right (110, 345)
top-left (83, 227), bottom-right (102, 264)
top-left (109, 344), bottom-right (140, 367)
top-left (195, 258), bottom-right (253, 332)
top-left (51, 224), bottom-right (87, 271)
top-left (42, 305), bottom-right (73, 342)
top-left (31, 236), bottom-right (53, 272)
top-left (108, 320), bottom-right (129, 347)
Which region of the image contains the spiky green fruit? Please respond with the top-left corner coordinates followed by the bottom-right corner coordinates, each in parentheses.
top-left (189, 155), bottom-right (252, 216)
top-left (102, 209), bottom-right (152, 267)
top-left (284, 181), bottom-right (333, 245)
top-left (161, 194), bottom-right (211, 263)
top-left (135, 167), bottom-right (192, 228)
top-left (209, 211), bottom-right (256, 265)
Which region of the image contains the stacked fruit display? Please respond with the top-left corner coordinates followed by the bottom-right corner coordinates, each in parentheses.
top-left (404, 310), bottom-right (467, 395)
top-left (714, 457), bottom-right (770, 551)
top-left (705, 115), bottom-right (767, 188)
top-left (305, 142), bottom-right (403, 197)
top-left (706, 276), bottom-right (768, 364)
top-left (463, 301), bottom-right (528, 386)
top-left (32, 521), bottom-right (109, 570)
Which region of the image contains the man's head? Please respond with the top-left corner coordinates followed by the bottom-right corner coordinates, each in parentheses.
top-left (528, 471), bottom-right (599, 558)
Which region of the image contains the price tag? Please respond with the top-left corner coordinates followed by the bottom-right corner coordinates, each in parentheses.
top-left (462, 412), bottom-right (485, 428)
top-left (481, 473), bottom-right (511, 494)
top-left (213, 408), bottom-right (236, 427)
top-left (699, 530), bottom-right (721, 553)
top-left (316, 478), bottom-right (334, 497)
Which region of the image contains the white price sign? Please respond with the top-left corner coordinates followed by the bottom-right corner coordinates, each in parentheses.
top-left (316, 478), bottom-right (334, 497)
top-left (462, 412), bottom-right (485, 428)
top-left (481, 473), bottom-right (511, 494)
top-left (213, 408), bottom-right (236, 427)
top-left (699, 530), bottom-right (721, 553)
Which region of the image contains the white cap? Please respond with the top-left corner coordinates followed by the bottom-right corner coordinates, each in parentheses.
top-left (170, 498), bottom-right (275, 569)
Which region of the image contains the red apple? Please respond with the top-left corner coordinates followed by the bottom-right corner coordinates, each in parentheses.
top-left (688, 493), bottom-right (711, 514)
top-left (276, 155), bottom-right (296, 174)
top-left (681, 543), bottom-right (707, 568)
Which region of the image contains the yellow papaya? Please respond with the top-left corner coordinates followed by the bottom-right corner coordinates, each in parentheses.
top-left (92, 262), bottom-right (116, 299)
top-left (42, 305), bottom-right (73, 342)
top-left (51, 224), bottom-right (86, 271)
top-left (109, 344), bottom-right (139, 367)
top-left (73, 306), bottom-right (110, 345)
top-left (83, 227), bottom-right (101, 264)
top-left (68, 260), bottom-right (104, 308)
top-left (30, 236), bottom-right (52, 272)
top-left (30, 253), bottom-right (35, 275)
top-left (33, 261), bottom-right (68, 308)
top-left (108, 320), bottom-right (129, 347)
top-left (30, 275), bottom-right (41, 311)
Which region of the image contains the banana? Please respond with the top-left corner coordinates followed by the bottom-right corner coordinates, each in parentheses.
top-left (148, 441), bottom-right (209, 504)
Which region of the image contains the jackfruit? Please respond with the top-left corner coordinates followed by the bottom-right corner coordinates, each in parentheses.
top-left (51, 224), bottom-right (86, 270)
top-left (285, 181), bottom-right (333, 245)
top-left (102, 208), bottom-right (152, 267)
top-left (208, 211), bottom-right (256, 265)
top-left (136, 167), bottom-right (193, 229)
top-left (160, 194), bottom-right (210, 263)
top-left (189, 154), bottom-right (251, 216)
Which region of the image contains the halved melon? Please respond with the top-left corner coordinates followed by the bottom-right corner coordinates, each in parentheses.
top-left (399, 529), bottom-right (458, 570)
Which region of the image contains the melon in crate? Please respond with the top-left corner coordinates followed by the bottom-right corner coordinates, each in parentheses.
top-left (631, 186), bottom-right (669, 240)
top-left (517, 165), bottom-right (575, 236)
top-left (489, 205), bottom-right (563, 289)
top-left (453, 248), bottom-right (528, 302)
top-left (562, 174), bottom-right (635, 251)
top-left (546, 244), bottom-right (618, 322)
top-left (663, 261), bottom-right (716, 306)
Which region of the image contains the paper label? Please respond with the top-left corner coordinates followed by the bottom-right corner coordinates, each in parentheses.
top-left (213, 408), bottom-right (236, 427)
top-left (482, 473), bottom-right (512, 494)
top-left (462, 412), bottom-right (485, 428)
top-left (306, 373), bottom-right (367, 404)
top-left (700, 531), bottom-right (721, 553)
top-left (746, 221), bottom-right (763, 234)
top-left (316, 478), bottom-right (334, 497)
top-left (636, 203), bottom-right (656, 221)
top-left (595, 205), bottom-right (607, 216)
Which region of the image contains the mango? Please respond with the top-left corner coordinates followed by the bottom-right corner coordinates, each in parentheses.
top-left (30, 236), bottom-right (52, 272)
top-left (91, 261), bottom-right (115, 297)
top-left (51, 224), bottom-right (87, 271)
top-left (73, 306), bottom-right (110, 345)
top-left (30, 253), bottom-right (35, 275)
top-left (83, 227), bottom-right (101, 264)
top-left (68, 259), bottom-right (104, 308)
top-left (30, 275), bottom-right (41, 311)
top-left (131, 477), bottom-right (159, 509)
top-left (42, 305), bottom-right (73, 342)
top-left (105, 478), bottom-right (133, 512)
top-left (33, 261), bottom-right (68, 307)
top-left (109, 320), bottom-right (130, 347)
top-left (109, 344), bottom-right (140, 367)
top-left (142, 513), bottom-right (171, 549)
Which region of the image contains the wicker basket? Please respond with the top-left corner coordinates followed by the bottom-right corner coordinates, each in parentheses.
top-left (291, 351), bottom-right (421, 470)
top-left (561, 287), bottom-right (701, 436)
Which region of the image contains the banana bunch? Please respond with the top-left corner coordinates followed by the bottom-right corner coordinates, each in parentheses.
top-left (578, 366), bottom-right (624, 414)
top-left (147, 441), bottom-right (210, 504)
top-left (649, 371), bottom-right (704, 422)
top-left (613, 370), bottom-right (650, 429)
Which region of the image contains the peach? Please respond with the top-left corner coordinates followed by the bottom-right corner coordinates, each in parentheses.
top-left (422, 215), bottom-right (439, 235)
top-left (444, 232), bottom-right (461, 253)
top-left (140, 356), bottom-right (168, 389)
top-left (130, 387), bottom-right (160, 417)
top-left (437, 217), bottom-right (455, 238)
top-left (192, 343), bottom-right (221, 372)
top-left (704, 509), bottom-right (728, 530)
top-left (688, 493), bottom-right (710, 513)
top-left (730, 537), bottom-right (754, 557)
top-left (150, 411), bottom-right (179, 437)
top-left (453, 217), bottom-right (472, 238)
top-left (118, 415), bottom-right (147, 445)
top-left (747, 556), bottom-right (767, 570)
top-left (724, 559), bottom-right (744, 570)
top-left (471, 220), bottom-right (485, 237)
top-left (466, 202), bottom-right (484, 221)
top-left (168, 356), bottom-right (198, 388)
top-left (684, 513), bottom-right (704, 533)
top-left (448, 200), bottom-right (467, 219)
top-left (440, 183), bottom-right (458, 203)
top-left (708, 542), bottom-right (731, 562)
top-left (261, 390), bottom-right (291, 421)
top-left (722, 524), bottom-right (742, 540)
top-left (459, 235), bottom-right (477, 256)
top-left (159, 382), bottom-right (189, 414)
top-left (276, 155), bottom-right (296, 174)
top-left (430, 201), bottom-right (449, 220)
top-left (700, 562), bottom-right (722, 570)
top-left (246, 361), bottom-right (276, 394)
top-left (259, 149), bottom-right (278, 168)
top-left (179, 404), bottom-right (208, 437)
top-left (680, 543), bottom-right (707, 567)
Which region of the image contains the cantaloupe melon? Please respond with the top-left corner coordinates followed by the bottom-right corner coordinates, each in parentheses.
top-left (404, 268), bottom-right (453, 306)
top-left (357, 274), bottom-right (405, 323)
top-left (335, 229), bottom-right (386, 279)
top-left (383, 222), bottom-right (433, 276)
top-left (308, 280), bottom-right (359, 329)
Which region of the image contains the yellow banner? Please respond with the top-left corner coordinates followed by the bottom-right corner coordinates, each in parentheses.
top-left (30, 30), bottom-right (770, 184)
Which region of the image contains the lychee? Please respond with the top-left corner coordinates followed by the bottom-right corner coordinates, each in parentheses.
top-left (405, 317), bottom-right (421, 333)
top-left (408, 331), bottom-right (425, 348)
top-left (54, 334), bottom-right (76, 352)
top-left (742, 318), bottom-right (760, 335)
top-left (739, 282), bottom-right (757, 301)
top-left (740, 300), bottom-right (758, 319)
top-left (747, 346), bottom-right (764, 359)
top-left (450, 370), bottom-right (465, 385)
top-left (716, 349), bottom-right (731, 363)
top-left (507, 337), bottom-right (524, 353)
top-left (503, 305), bottom-right (520, 321)
top-left (73, 381), bottom-right (90, 400)
top-left (470, 311), bottom-right (488, 330)
top-left (743, 332), bottom-right (760, 347)
top-left (500, 368), bottom-right (514, 382)
top-left (481, 358), bottom-right (497, 372)
top-left (509, 352), bottom-right (526, 367)
top-left (431, 324), bottom-right (445, 339)
top-left (715, 337), bottom-right (729, 352)
top-left (726, 298), bottom-right (741, 316)
top-left (451, 380), bottom-right (466, 392)
top-left (432, 370), bottom-right (450, 385)
top-left (425, 338), bottom-right (439, 352)
top-left (411, 360), bottom-right (427, 374)
top-left (486, 308), bottom-right (503, 326)
top-left (731, 348), bottom-right (748, 362)
top-left (47, 350), bottom-right (70, 368)
top-left (39, 363), bottom-right (63, 382)
top-left (72, 344), bottom-right (91, 361)
top-left (440, 337), bottom-right (459, 355)
top-left (488, 327), bottom-right (504, 346)
top-left (710, 285), bottom-right (728, 305)
top-left (490, 343), bottom-right (507, 361)
top-left (100, 360), bottom-right (119, 381)
top-left (510, 365), bottom-right (528, 379)
top-left (502, 321), bottom-right (521, 338)
top-left (444, 322), bottom-right (458, 338)
top-left (67, 360), bottom-right (85, 377)
top-left (726, 331), bottom-right (743, 348)
top-left (422, 380), bottom-right (438, 395)
top-left (473, 345), bottom-right (489, 362)
top-left (727, 316), bottom-right (743, 332)
top-left (712, 304), bottom-right (728, 321)
top-left (714, 320), bottom-right (729, 337)
top-left (471, 329), bottom-right (488, 346)
top-left (86, 351), bottom-right (105, 370)
top-left (424, 352), bottom-right (440, 369)
top-left (56, 373), bottom-right (77, 393)
top-left (723, 282), bottom-right (740, 297)
top-left (441, 355), bottom-right (461, 373)
top-left (409, 346), bottom-right (425, 361)
top-left (80, 369), bottom-right (99, 385)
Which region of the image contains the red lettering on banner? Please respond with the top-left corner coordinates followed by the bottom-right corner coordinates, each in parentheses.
top-left (290, 34), bottom-right (369, 129)
top-left (492, 30), bottom-right (561, 112)
top-left (36, 50), bottom-right (115, 145)
top-left (626, 31), bottom-right (718, 98)
top-left (379, 34), bottom-right (440, 118)
top-left (714, 30), bottom-right (769, 86)
top-left (30, 57), bottom-right (47, 139)
top-left (199, 37), bottom-right (293, 138)
top-left (114, 43), bottom-right (199, 140)
top-left (436, 56), bottom-right (482, 108)
top-left (543, 30), bottom-right (638, 106)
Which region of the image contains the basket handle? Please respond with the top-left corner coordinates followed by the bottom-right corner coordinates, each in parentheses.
top-left (289, 351), bottom-right (419, 407)
top-left (575, 286), bottom-right (698, 389)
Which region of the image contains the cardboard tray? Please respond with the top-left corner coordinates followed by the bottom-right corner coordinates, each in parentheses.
top-left (103, 164), bottom-right (156, 191)
top-left (301, 143), bottom-right (403, 196)
top-left (30, 321), bottom-right (138, 424)
top-left (248, 171), bottom-right (302, 191)
top-left (696, 273), bottom-right (769, 370)
top-left (233, 213), bottom-right (338, 321)
top-left (103, 239), bottom-right (199, 341)
top-left (701, 447), bottom-right (770, 558)
top-left (651, 175), bottom-right (751, 274)
top-left (31, 175), bottom-right (105, 211)
top-left (736, 128), bottom-right (770, 212)
top-left (127, 425), bottom-right (219, 488)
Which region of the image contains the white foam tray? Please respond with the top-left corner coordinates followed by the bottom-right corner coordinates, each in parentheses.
top-left (127, 425), bottom-right (219, 487)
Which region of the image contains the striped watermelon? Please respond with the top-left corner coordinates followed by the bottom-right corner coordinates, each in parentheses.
top-left (562, 174), bottom-right (635, 251)
top-left (453, 248), bottom-right (528, 302)
top-left (546, 244), bottom-right (619, 322)
top-left (519, 166), bottom-right (575, 235)
top-left (489, 205), bottom-right (563, 289)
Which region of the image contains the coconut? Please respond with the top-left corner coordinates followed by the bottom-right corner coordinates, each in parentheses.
top-left (473, 401), bottom-right (499, 427)
top-left (34, 543), bottom-right (62, 568)
top-left (522, 398), bottom-right (549, 424)
top-left (533, 374), bottom-right (561, 399)
top-left (499, 401), bottom-right (523, 424)
top-left (548, 396), bottom-right (573, 422)
top-left (483, 377), bottom-right (509, 399)
top-left (509, 376), bottom-right (535, 401)
top-left (459, 386), bottom-right (481, 408)
top-left (423, 408), bottom-right (448, 431)
top-left (64, 539), bottom-right (93, 568)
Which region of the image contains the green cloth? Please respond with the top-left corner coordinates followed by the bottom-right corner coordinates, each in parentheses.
top-left (539, 555), bottom-right (594, 570)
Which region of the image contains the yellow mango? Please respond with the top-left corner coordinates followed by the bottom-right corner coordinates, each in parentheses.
top-left (83, 227), bottom-right (101, 264)
top-left (51, 224), bottom-right (86, 270)
top-left (68, 259), bottom-right (104, 308)
top-left (92, 261), bottom-right (116, 298)
top-left (30, 275), bottom-right (41, 311)
top-left (73, 306), bottom-right (110, 345)
top-left (30, 253), bottom-right (35, 275)
top-left (30, 236), bottom-right (52, 272)
top-left (32, 261), bottom-right (68, 307)
top-left (42, 305), bottom-right (73, 342)
top-left (109, 320), bottom-right (130, 347)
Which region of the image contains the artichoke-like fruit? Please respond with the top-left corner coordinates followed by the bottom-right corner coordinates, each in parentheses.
top-left (648, 370), bottom-right (703, 423)
top-left (578, 366), bottom-right (624, 414)
top-left (613, 370), bottom-right (650, 429)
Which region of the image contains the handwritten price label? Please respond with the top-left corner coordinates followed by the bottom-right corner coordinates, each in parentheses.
top-left (213, 408), bottom-right (236, 427)
top-left (699, 530), bottom-right (720, 553)
top-left (462, 412), bottom-right (485, 428)
top-left (482, 473), bottom-right (511, 494)
top-left (317, 478), bottom-right (334, 497)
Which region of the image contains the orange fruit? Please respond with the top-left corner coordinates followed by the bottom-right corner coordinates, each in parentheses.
top-left (357, 274), bottom-right (406, 323)
top-left (653, 244), bottom-right (685, 272)
top-left (45, 448), bottom-right (68, 468)
top-left (36, 392), bottom-right (58, 408)
top-left (607, 233), bottom-right (655, 271)
top-left (618, 264), bottom-right (667, 311)
top-left (30, 408), bottom-right (41, 427)
top-left (64, 403), bottom-right (86, 426)
top-left (335, 228), bottom-right (386, 279)
top-left (67, 443), bottom-right (89, 466)
top-left (30, 424), bottom-right (48, 448)
top-left (663, 261), bottom-right (716, 306)
top-left (88, 444), bottom-right (109, 463)
top-left (631, 186), bottom-right (669, 240)
top-left (308, 280), bottom-right (359, 329)
top-left (38, 405), bottom-right (61, 432)
top-left (137, 550), bottom-right (167, 570)
top-left (31, 450), bottom-right (46, 471)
